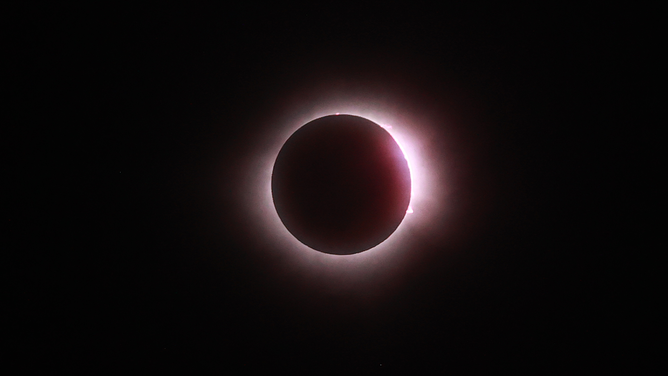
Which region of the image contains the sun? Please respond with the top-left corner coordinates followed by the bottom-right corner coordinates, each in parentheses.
top-left (230, 92), bottom-right (448, 284)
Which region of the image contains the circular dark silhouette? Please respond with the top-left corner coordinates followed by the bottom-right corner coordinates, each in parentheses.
top-left (272, 115), bottom-right (411, 255)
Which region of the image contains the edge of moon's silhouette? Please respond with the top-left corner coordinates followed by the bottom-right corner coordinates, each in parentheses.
top-left (271, 115), bottom-right (411, 255)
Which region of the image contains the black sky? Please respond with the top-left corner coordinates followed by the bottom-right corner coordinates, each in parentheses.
top-left (10, 4), bottom-right (638, 373)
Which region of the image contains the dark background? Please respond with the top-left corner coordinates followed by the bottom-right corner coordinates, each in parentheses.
top-left (11, 3), bottom-right (639, 373)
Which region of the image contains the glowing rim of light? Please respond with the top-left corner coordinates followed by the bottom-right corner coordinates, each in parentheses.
top-left (239, 100), bottom-right (443, 275)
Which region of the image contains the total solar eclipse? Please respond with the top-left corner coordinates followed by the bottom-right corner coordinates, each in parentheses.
top-left (271, 114), bottom-right (412, 255)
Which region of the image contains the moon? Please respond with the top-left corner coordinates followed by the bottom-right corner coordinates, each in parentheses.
top-left (271, 114), bottom-right (412, 255)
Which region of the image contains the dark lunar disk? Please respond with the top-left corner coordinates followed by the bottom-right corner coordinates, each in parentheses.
top-left (271, 115), bottom-right (411, 255)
